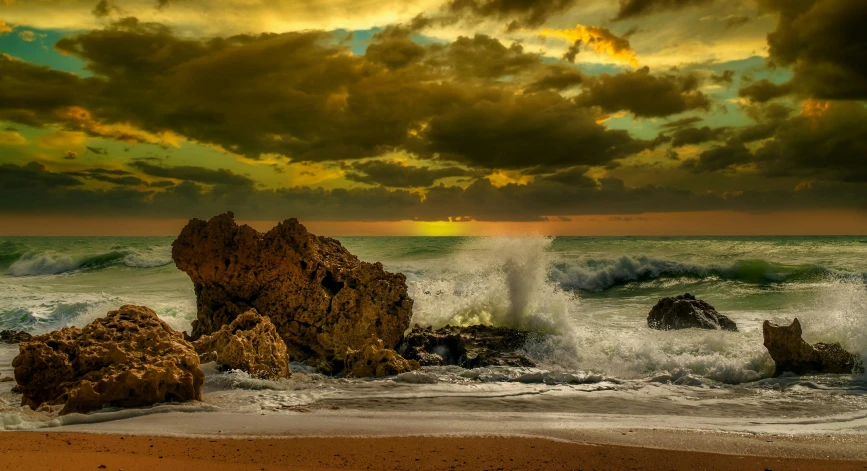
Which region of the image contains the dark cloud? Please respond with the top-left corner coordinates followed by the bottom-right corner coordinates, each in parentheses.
top-left (659, 116), bottom-right (703, 129)
top-left (669, 125), bottom-right (728, 147)
top-left (129, 161), bottom-right (254, 187)
top-left (525, 66), bottom-right (583, 92)
top-left (613, 0), bottom-right (713, 20)
top-left (5, 161), bottom-right (867, 220)
top-left (710, 70), bottom-right (734, 85)
top-left (86, 146), bottom-right (108, 155)
top-left (92, 0), bottom-right (117, 18)
top-left (63, 150), bottom-right (79, 160)
top-left (345, 160), bottom-right (480, 187)
top-left (537, 166), bottom-right (597, 187)
top-left (681, 141), bottom-right (752, 173)
top-left (424, 90), bottom-right (654, 170)
top-left (445, 0), bottom-right (578, 29)
top-left (761, 0), bottom-right (867, 99)
top-left (0, 54), bottom-right (90, 127)
top-left (562, 40), bottom-right (581, 63)
top-left (755, 102), bottom-right (867, 181)
top-left (435, 34), bottom-right (543, 80)
top-left (65, 168), bottom-right (147, 186)
top-left (722, 14), bottom-right (751, 28)
top-left (576, 67), bottom-right (711, 117)
top-left (738, 79), bottom-right (792, 102)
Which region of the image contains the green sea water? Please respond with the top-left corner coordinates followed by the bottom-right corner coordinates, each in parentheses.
top-left (1, 235), bottom-right (867, 385)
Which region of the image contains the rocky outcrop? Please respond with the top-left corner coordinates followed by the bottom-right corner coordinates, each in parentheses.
top-left (398, 324), bottom-right (536, 368)
top-left (342, 340), bottom-right (420, 378)
top-left (647, 294), bottom-right (738, 331)
top-left (172, 213), bottom-right (414, 373)
top-left (192, 309), bottom-right (290, 380)
top-left (1, 330), bottom-right (31, 344)
top-left (12, 305), bottom-right (204, 415)
top-left (762, 318), bottom-right (863, 376)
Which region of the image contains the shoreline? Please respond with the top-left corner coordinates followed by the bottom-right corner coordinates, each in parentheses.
top-left (2, 432), bottom-right (866, 471)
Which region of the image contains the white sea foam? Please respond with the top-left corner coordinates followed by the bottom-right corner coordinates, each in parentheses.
top-left (7, 251), bottom-right (80, 276)
top-left (409, 236), bottom-right (575, 333)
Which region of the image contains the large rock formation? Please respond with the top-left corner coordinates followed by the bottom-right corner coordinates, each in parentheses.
top-left (192, 309), bottom-right (290, 380)
top-left (0, 330), bottom-right (31, 344)
top-left (343, 339), bottom-right (420, 378)
top-left (172, 212), bottom-right (414, 373)
top-left (762, 318), bottom-right (863, 376)
top-left (647, 293), bottom-right (738, 331)
top-left (12, 305), bottom-right (204, 415)
top-left (398, 324), bottom-right (536, 368)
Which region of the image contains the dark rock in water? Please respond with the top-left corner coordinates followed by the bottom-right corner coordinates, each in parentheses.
top-left (762, 318), bottom-right (863, 376)
top-left (647, 293), bottom-right (738, 331)
top-left (172, 212), bottom-right (414, 374)
top-left (342, 339), bottom-right (420, 378)
top-left (12, 305), bottom-right (204, 415)
top-left (192, 309), bottom-right (291, 380)
top-left (0, 330), bottom-right (31, 344)
top-left (398, 324), bottom-right (536, 368)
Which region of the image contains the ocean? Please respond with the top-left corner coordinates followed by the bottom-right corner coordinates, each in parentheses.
top-left (2, 235), bottom-right (867, 434)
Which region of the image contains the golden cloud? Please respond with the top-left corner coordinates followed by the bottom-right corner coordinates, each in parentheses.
top-left (541, 25), bottom-right (639, 67)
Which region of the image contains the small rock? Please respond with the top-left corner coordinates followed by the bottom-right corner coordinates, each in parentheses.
top-left (398, 324), bottom-right (535, 368)
top-left (647, 293), bottom-right (738, 331)
top-left (342, 339), bottom-right (419, 378)
top-left (0, 330), bottom-right (31, 344)
top-left (762, 318), bottom-right (863, 376)
top-left (192, 309), bottom-right (290, 379)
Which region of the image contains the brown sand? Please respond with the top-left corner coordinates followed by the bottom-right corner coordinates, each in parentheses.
top-left (1, 433), bottom-right (865, 471)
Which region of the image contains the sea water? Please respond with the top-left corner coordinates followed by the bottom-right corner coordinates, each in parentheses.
top-left (2, 235), bottom-right (867, 432)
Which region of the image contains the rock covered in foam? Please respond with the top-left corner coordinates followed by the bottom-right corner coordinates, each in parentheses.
top-left (0, 330), bottom-right (31, 344)
top-left (172, 212), bottom-right (413, 373)
top-left (342, 339), bottom-right (420, 378)
top-left (647, 293), bottom-right (738, 331)
top-left (192, 309), bottom-right (290, 380)
top-left (762, 318), bottom-right (863, 376)
top-left (12, 305), bottom-right (204, 415)
top-left (398, 324), bottom-right (536, 368)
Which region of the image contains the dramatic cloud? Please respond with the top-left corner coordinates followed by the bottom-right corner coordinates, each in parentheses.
top-left (541, 26), bottom-right (638, 67)
top-left (669, 125), bottom-right (728, 147)
top-left (738, 79), bottom-right (792, 103)
top-left (762, 0), bottom-right (867, 99)
top-left (345, 160), bottom-right (479, 187)
top-left (576, 67), bottom-right (710, 117)
top-left (613, 0), bottom-right (713, 20)
top-left (445, 0), bottom-right (578, 29)
top-left (129, 161), bottom-right (254, 187)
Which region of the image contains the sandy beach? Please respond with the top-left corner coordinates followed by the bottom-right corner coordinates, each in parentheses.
top-left (2, 432), bottom-right (866, 471)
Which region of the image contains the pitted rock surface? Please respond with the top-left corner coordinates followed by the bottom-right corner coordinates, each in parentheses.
top-left (172, 212), bottom-right (413, 373)
top-left (763, 318), bottom-right (863, 376)
top-left (12, 305), bottom-right (204, 415)
top-left (193, 309), bottom-right (290, 379)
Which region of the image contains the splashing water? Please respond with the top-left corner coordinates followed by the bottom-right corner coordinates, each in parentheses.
top-left (408, 237), bottom-right (576, 333)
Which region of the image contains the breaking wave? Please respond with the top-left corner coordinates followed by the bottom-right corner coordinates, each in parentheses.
top-left (551, 256), bottom-right (862, 292)
top-left (4, 246), bottom-right (173, 276)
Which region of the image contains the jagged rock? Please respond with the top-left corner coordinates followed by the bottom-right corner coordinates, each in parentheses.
top-left (0, 330), bottom-right (31, 344)
top-left (647, 293), bottom-right (738, 331)
top-left (343, 340), bottom-right (420, 378)
top-left (12, 305), bottom-right (204, 415)
top-left (762, 318), bottom-right (863, 376)
top-left (172, 213), bottom-right (413, 373)
top-left (398, 324), bottom-right (536, 368)
top-left (192, 309), bottom-right (291, 380)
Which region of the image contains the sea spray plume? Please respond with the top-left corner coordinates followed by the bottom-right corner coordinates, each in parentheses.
top-left (408, 236), bottom-right (575, 333)
top-left (799, 274), bottom-right (867, 376)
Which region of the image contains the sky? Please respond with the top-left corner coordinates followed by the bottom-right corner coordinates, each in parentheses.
top-left (0, 0), bottom-right (866, 235)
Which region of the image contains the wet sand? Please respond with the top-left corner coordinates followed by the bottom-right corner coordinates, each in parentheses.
top-left (2, 433), bottom-right (866, 471)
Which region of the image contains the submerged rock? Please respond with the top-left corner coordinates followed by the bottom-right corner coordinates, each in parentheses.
top-left (172, 212), bottom-right (414, 373)
top-left (398, 324), bottom-right (536, 368)
top-left (192, 309), bottom-right (290, 380)
top-left (647, 293), bottom-right (738, 331)
top-left (12, 305), bottom-right (204, 415)
top-left (762, 318), bottom-right (863, 376)
top-left (342, 339), bottom-right (420, 378)
top-left (0, 330), bottom-right (31, 344)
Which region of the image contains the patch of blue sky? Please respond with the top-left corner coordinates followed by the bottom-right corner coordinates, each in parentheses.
top-left (0, 27), bottom-right (88, 75)
top-left (331, 27), bottom-right (457, 55)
